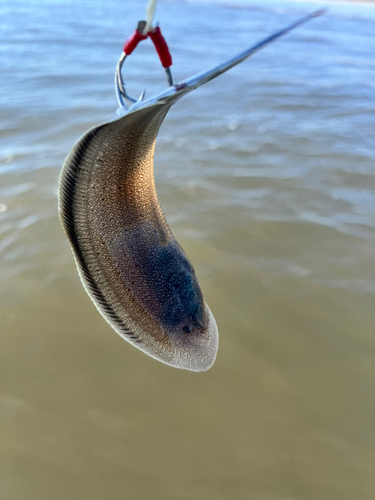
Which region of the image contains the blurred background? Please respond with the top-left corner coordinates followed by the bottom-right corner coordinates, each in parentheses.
top-left (1, 0), bottom-right (375, 498)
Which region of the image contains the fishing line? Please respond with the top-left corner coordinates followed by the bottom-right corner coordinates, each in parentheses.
top-left (145, 0), bottom-right (158, 33)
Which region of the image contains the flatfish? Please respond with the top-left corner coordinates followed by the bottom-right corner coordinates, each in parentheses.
top-left (58, 11), bottom-right (324, 371)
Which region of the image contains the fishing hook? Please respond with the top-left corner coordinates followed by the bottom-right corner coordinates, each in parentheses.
top-left (115, 21), bottom-right (174, 108)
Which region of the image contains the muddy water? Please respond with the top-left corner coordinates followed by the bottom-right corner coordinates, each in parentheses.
top-left (1, 0), bottom-right (375, 498)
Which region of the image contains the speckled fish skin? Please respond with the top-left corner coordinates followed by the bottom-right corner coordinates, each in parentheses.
top-left (59, 12), bottom-right (320, 371)
top-left (59, 102), bottom-right (218, 372)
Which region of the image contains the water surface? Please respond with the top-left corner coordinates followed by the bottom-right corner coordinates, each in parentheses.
top-left (1, 0), bottom-right (375, 499)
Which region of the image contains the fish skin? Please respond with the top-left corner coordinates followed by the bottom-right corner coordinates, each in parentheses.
top-left (58, 10), bottom-right (323, 370)
top-left (59, 103), bottom-right (218, 371)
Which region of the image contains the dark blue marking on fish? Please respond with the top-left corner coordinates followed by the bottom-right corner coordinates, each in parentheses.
top-left (104, 221), bottom-right (206, 336)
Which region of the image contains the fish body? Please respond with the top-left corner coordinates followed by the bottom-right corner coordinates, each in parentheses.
top-left (59, 103), bottom-right (218, 371)
top-left (59, 11), bottom-right (323, 371)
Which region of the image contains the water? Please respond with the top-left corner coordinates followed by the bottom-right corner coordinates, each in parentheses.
top-left (1, 0), bottom-right (375, 498)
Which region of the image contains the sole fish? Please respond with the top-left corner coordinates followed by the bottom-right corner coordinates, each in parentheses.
top-left (59, 11), bottom-right (324, 371)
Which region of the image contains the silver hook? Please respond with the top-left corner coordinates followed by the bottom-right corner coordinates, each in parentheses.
top-left (115, 50), bottom-right (174, 109)
top-left (115, 53), bottom-right (137, 108)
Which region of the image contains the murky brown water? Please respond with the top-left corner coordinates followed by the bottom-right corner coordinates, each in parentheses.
top-left (1, 0), bottom-right (375, 498)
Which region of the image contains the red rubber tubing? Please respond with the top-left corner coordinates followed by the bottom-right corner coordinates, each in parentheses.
top-left (149, 27), bottom-right (172, 68)
top-left (123, 29), bottom-right (148, 56)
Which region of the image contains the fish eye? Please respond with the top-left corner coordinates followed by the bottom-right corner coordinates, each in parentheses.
top-left (183, 326), bottom-right (191, 334)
